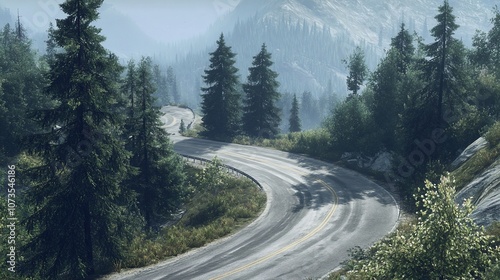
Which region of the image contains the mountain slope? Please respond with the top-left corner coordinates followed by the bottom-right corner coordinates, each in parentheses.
top-left (172, 0), bottom-right (494, 108)
top-left (233, 0), bottom-right (494, 46)
top-left (0, 2), bottom-right (165, 60)
top-left (453, 124), bottom-right (500, 227)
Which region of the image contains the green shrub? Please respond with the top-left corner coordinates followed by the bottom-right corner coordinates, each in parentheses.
top-left (335, 176), bottom-right (499, 279)
top-left (452, 122), bottom-right (500, 191)
top-left (485, 121), bottom-right (500, 147)
top-left (121, 163), bottom-right (265, 270)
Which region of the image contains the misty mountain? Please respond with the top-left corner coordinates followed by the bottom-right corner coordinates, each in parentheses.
top-left (0, 7), bottom-right (12, 28)
top-left (169, 0), bottom-right (495, 111)
top-left (230, 0), bottom-right (495, 47)
top-left (97, 3), bottom-right (166, 59)
top-left (0, 2), bottom-right (165, 60)
top-left (2, 1), bottom-right (495, 116)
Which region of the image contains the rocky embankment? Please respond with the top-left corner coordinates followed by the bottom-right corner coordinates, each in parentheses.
top-left (453, 137), bottom-right (500, 226)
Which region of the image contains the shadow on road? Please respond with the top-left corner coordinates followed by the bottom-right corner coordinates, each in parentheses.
top-left (288, 153), bottom-right (396, 208)
top-left (173, 137), bottom-right (232, 156)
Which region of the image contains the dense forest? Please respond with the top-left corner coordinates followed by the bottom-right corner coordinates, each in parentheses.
top-left (0, 0), bottom-right (188, 278)
top-left (195, 1), bottom-right (500, 204)
top-left (166, 14), bottom-right (382, 129)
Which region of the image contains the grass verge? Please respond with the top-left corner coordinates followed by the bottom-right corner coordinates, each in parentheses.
top-left (119, 162), bottom-right (266, 270)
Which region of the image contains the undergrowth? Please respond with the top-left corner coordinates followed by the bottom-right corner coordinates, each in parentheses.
top-left (120, 161), bottom-right (266, 270)
top-left (452, 121), bottom-right (500, 191)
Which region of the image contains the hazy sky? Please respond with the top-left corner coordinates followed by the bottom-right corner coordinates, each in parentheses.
top-left (1, 0), bottom-right (241, 43)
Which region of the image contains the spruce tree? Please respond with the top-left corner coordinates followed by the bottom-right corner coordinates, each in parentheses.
top-left (242, 43), bottom-right (281, 138)
top-left (123, 59), bottom-right (138, 151)
top-left (344, 46), bottom-right (367, 96)
top-left (488, 8), bottom-right (500, 76)
top-left (471, 8), bottom-right (500, 117)
top-left (44, 22), bottom-right (57, 64)
top-left (153, 64), bottom-right (169, 106)
top-left (289, 94), bottom-right (301, 133)
top-left (0, 23), bottom-right (45, 156)
top-left (130, 57), bottom-right (186, 229)
top-left (167, 66), bottom-right (179, 104)
top-left (300, 91), bottom-right (321, 130)
top-left (22, 0), bottom-right (130, 278)
top-left (201, 33), bottom-right (241, 139)
top-left (422, 0), bottom-right (465, 124)
top-left (391, 23), bottom-right (415, 75)
top-left (368, 50), bottom-right (401, 150)
top-left (179, 119), bottom-right (186, 134)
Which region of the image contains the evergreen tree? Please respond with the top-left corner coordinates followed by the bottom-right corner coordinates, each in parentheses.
top-left (15, 12), bottom-right (26, 40)
top-left (471, 8), bottom-right (500, 118)
top-left (130, 57), bottom-right (186, 229)
top-left (300, 91), bottom-right (321, 130)
top-left (344, 46), bottom-right (368, 96)
top-left (472, 7), bottom-right (500, 76)
top-left (44, 22), bottom-right (57, 64)
top-left (122, 59), bottom-right (138, 151)
top-left (488, 7), bottom-right (500, 76)
top-left (0, 23), bottom-right (46, 156)
top-left (327, 96), bottom-right (374, 156)
top-left (153, 64), bottom-right (169, 106)
top-left (368, 50), bottom-right (401, 150)
top-left (391, 23), bottom-right (415, 75)
top-left (242, 43), bottom-right (281, 138)
top-left (289, 93), bottom-right (301, 133)
top-left (179, 119), bottom-right (186, 134)
top-left (368, 25), bottom-right (415, 151)
top-left (277, 92), bottom-right (293, 132)
top-left (167, 66), bottom-right (179, 104)
top-left (201, 33), bottom-right (241, 139)
top-left (321, 78), bottom-right (339, 115)
top-left (0, 70), bottom-right (5, 160)
top-left (422, 0), bottom-right (465, 124)
top-left (21, 0), bottom-right (131, 278)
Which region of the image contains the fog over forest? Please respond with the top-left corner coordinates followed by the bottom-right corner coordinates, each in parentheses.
top-left (0, 0), bottom-right (496, 130)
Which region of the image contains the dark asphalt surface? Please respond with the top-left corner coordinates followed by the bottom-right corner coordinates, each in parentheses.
top-left (105, 106), bottom-right (399, 280)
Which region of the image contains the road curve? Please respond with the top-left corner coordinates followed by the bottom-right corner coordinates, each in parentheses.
top-left (106, 106), bottom-right (399, 280)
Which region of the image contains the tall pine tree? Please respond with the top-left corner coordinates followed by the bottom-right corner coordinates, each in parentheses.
top-left (242, 43), bottom-right (281, 138)
top-left (130, 57), bottom-right (186, 229)
top-left (123, 59), bottom-right (138, 151)
top-left (368, 50), bottom-right (401, 150)
top-left (471, 8), bottom-right (500, 118)
top-left (167, 66), bottom-right (179, 104)
top-left (369, 25), bottom-right (415, 150)
top-left (22, 0), bottom-right (131, 278)
top-left (289, 93), bottom-right (301, 133)
top-left (300, 91), bottom-right (321, 130)
top-left (422, 0), bottom-right (465, 125)
top-left (391, 23), bottom-right (415, 75)
top-left (0, 23), bottom-right (46, 156)
top-left (201, 33), bottom-right (241, 139)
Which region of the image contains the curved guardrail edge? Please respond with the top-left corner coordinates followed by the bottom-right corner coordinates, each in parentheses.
top-left (179, 153), bottom-right (263, 191)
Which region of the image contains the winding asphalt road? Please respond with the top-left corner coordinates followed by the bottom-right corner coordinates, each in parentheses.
top-left (106, 106), bottom-right (399, 280)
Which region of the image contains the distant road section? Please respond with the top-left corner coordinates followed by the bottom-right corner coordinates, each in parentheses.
top-left (106, 106), bottom-right (399, 280)
top-left (160, 106), bottom-right (196, 135)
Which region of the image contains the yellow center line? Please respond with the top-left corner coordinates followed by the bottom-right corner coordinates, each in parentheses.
top-left (210, 180), bottom-right (338, 280)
